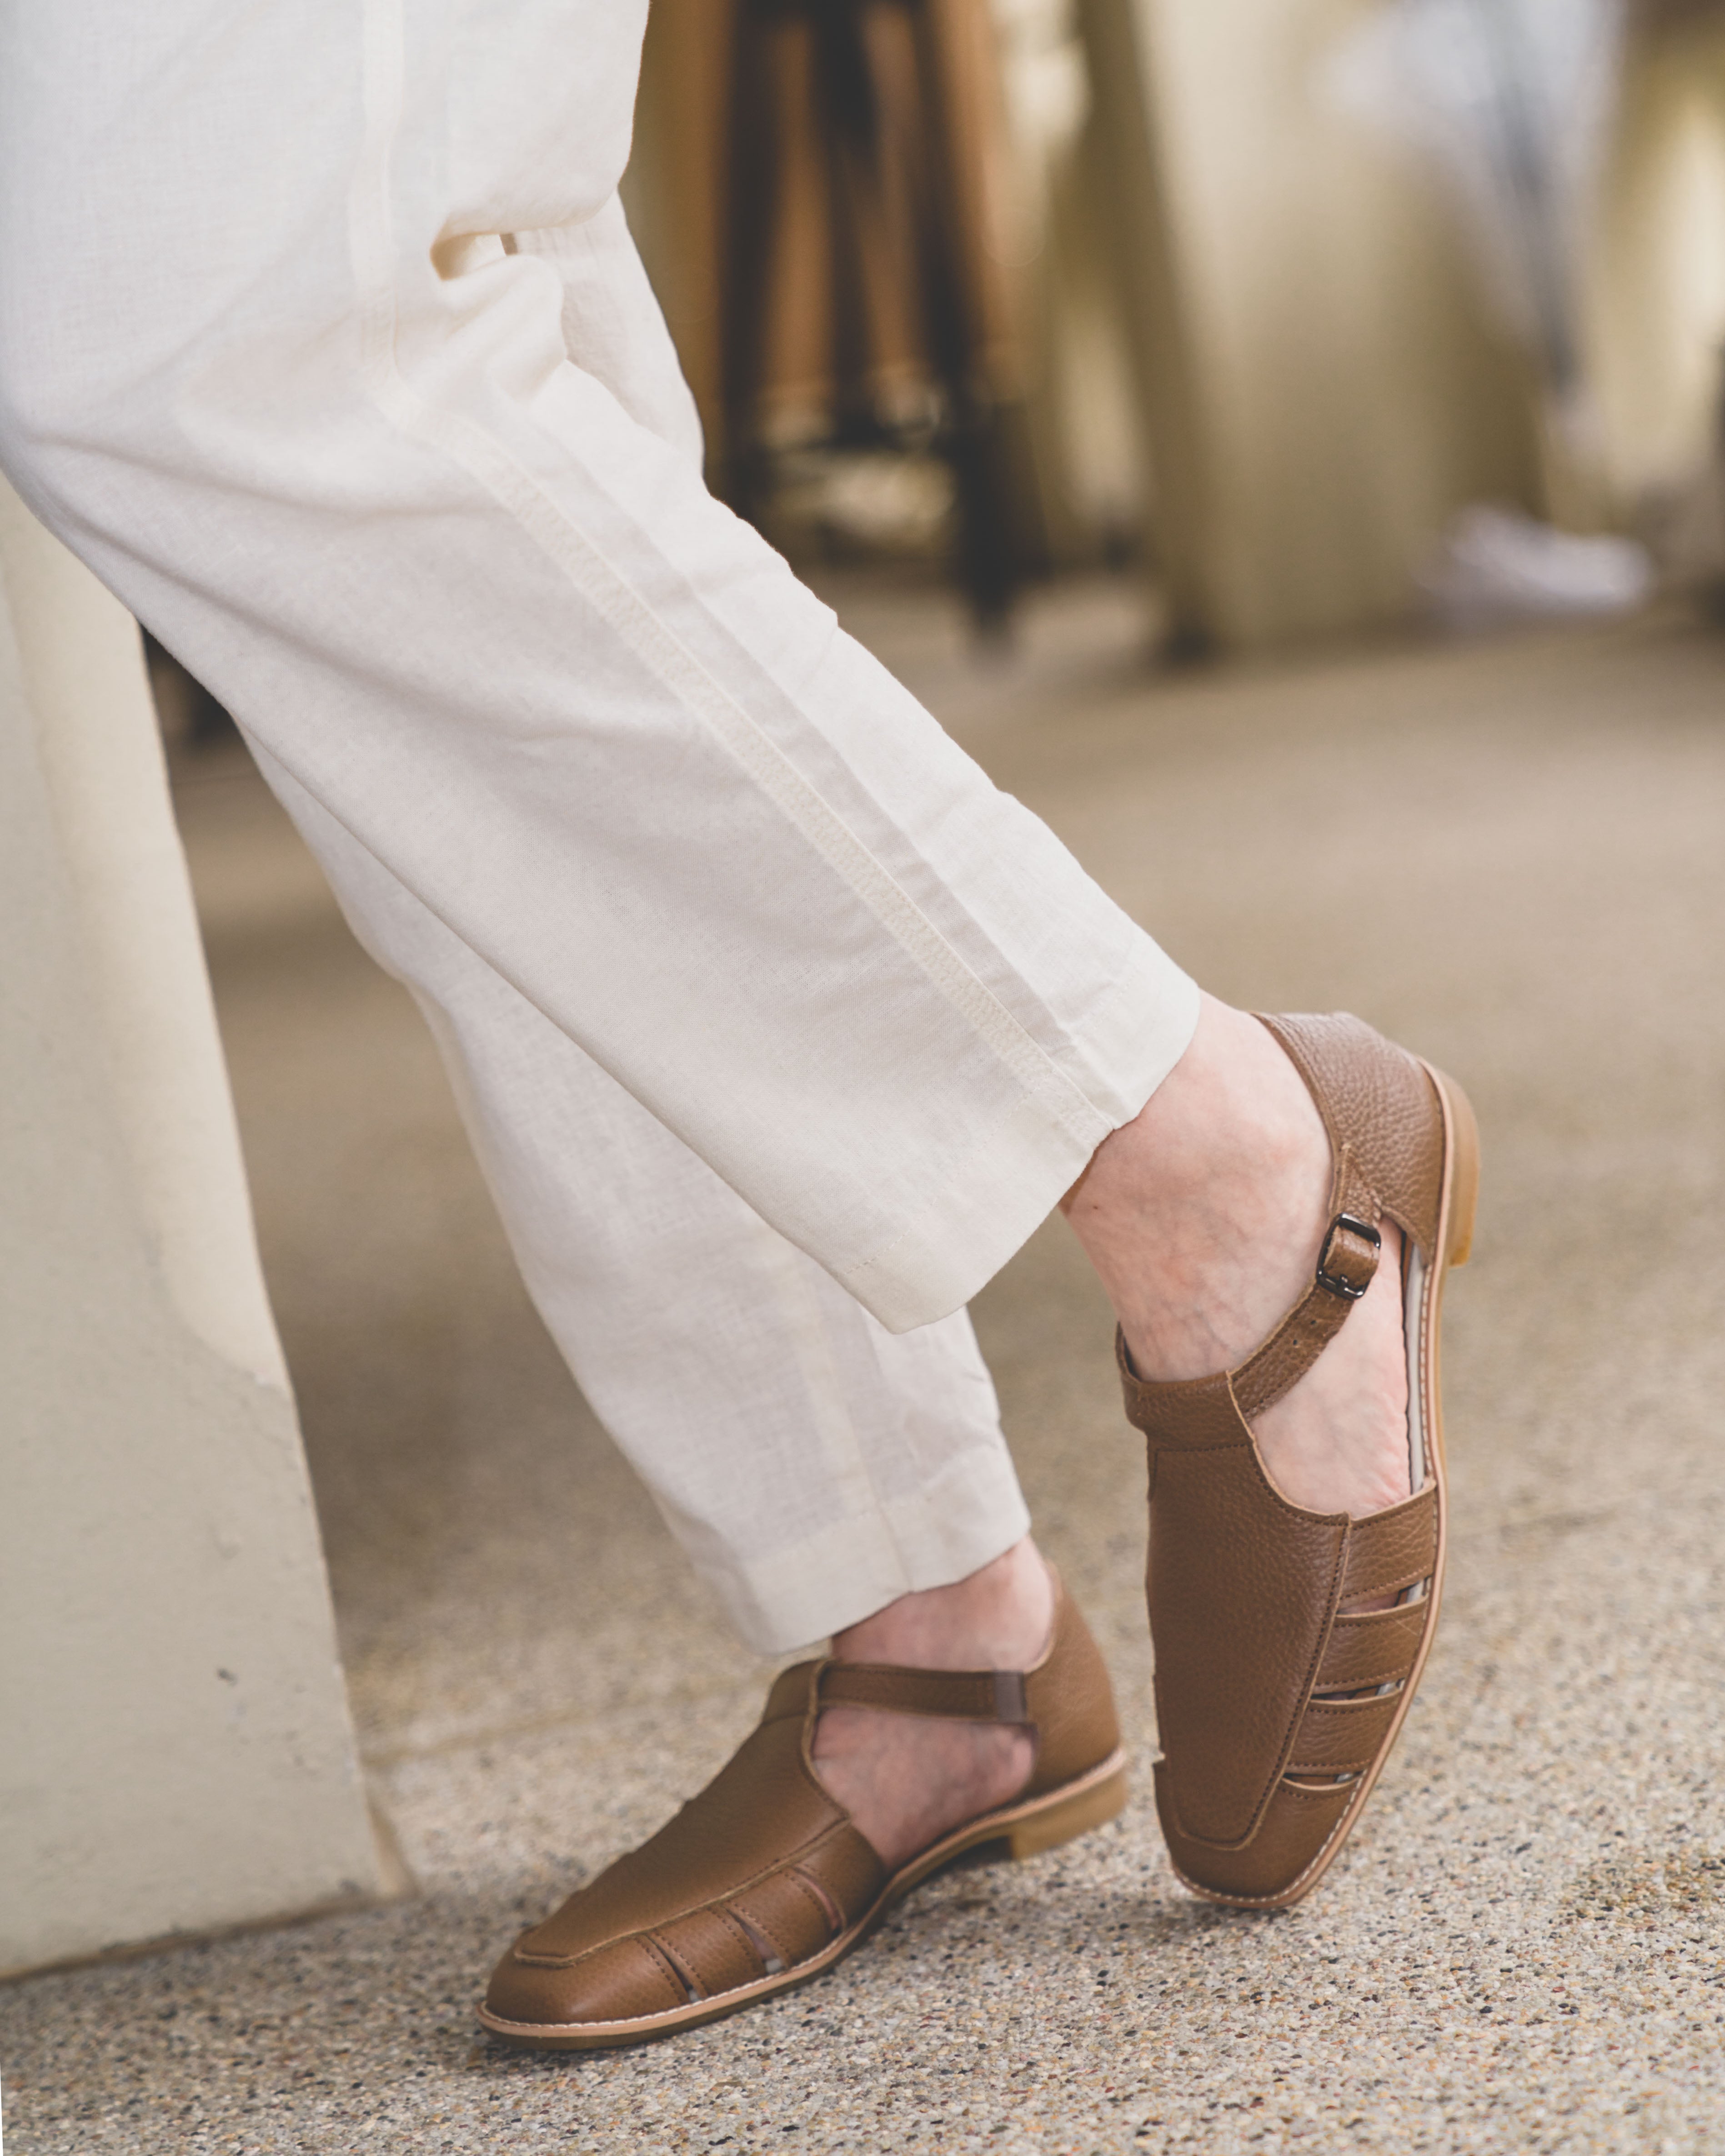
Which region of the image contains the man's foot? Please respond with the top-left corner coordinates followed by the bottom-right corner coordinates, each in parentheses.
top-left (1085, 1004), bottom-right (1478, 1908)
top-left (478, 1565), bottom-right (1123, 2050)
top-left (1063, 995), bottom-right (1411, 1517)
top-left (812, 1537), bottom-right (1052, 1868)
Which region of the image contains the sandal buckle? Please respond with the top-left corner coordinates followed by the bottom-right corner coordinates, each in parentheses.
top-left (1315, 1213), bottom-right (1382, 1300)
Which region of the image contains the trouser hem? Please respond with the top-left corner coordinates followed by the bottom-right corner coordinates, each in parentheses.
top-left (841, 941), bottom-right (1201, 1332)
top-left (697, 1442), bottom-right (1033, 1656)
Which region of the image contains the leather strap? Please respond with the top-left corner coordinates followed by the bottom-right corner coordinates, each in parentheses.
top-left (1119, 1015), bottom-right (1390, 1441)
top-left (818, 1662), bottom-right (1033, 1724)
top-left (1314, 1600), bottom-right (1427, 1691)
top-left (1231, 1133), bottom-right (1382, 1420)
top-left (1338, 1489), bottom-right (1437, 1603)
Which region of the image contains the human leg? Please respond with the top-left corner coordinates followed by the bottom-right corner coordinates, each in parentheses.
top-left (0, 0), bottom-right (1472, 2012)
top-left (0, 0), bottom-right (1197, 1340)
top-left (1065, 996), bottom-right (1414, 1519)
top-left (270, 755), bottom-right (1103, 2009)
top-left (251, 741), bottom-right (1033, 1657)
top-left (506, 193), bottom-right (706, 473)
top-left (206, 137), bottom-right (1071, 1894)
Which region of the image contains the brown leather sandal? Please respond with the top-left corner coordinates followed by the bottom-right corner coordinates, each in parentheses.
top-left (1119, 1012), bottom-right (1479, 1909)
top-left (478, 1571), bottom-right (1127, 2049)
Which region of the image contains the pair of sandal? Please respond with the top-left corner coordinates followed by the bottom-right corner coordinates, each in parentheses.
top-left (480, 1013), bottom-right (1479, 2051)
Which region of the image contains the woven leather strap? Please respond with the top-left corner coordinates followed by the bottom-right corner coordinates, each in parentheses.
top-left (818, 1663), bottom-right (1032, 1724)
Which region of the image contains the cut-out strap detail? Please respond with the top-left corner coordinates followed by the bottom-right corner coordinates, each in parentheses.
top-left (1338, 1490), bottom-right (1437, 1605)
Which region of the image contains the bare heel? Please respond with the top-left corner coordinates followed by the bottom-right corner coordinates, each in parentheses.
top-left (1006, 1761), bottom-right (1128, 1860)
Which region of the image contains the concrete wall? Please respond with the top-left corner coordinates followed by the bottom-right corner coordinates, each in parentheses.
top-left (0, 483), bottom-right (384, 1976)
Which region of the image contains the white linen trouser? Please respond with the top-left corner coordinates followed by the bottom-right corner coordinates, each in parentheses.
top-left (0, 1), bottom-right (1198, 1651)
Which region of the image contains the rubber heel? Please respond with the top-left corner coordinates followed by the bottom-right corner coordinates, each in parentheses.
top-left (1006, 1762), bottom-right (1128, 1860)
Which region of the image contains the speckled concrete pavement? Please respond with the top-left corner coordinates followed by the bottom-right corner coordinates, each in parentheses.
top-left (5, 583), bottom-right (1725, 2154)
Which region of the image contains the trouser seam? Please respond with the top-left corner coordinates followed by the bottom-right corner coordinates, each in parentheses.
top-left (350, 0), bottom-right (1105, 1155)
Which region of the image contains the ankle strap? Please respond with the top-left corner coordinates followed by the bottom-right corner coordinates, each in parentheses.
top-left (1121, 1014), bottom-right (1406, 1443)
top-left (818, 1662), bottom-right (1032, 1725)
top-left (1229, 1197), bottom-right (1381, 1420)
top-left (1118, 1195), bottom-right (1382, 1442)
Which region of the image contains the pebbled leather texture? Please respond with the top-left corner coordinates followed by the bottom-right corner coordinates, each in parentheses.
top-left (1119, 1010), bottom-right (1476, 1908)
top-left (481, 1570), bottom-right (1122, 2041)
top-left (1258, 1013), bottom-right (1446, 1257)
top-left (1019, 1572), bottom-right (1126, 1799)
top-left (1146, 1433), bottom-right (1349, 1847)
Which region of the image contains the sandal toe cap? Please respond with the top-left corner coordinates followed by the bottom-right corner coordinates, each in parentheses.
top-left (482, 1932), bottom-right (687, 2031)
top-left (1158, 1771), bottom-right (1359, 1906)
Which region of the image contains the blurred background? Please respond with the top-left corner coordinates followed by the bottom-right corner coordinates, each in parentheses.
top-left (149, 0), bottom-right (1725, 744)
top-left (614, 0), bottom-right (1725, 645)
top-left (15, 5), bottom-right (1725, 2151)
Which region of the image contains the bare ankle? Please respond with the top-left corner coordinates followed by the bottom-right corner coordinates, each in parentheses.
top-left (1065, 995), bottom-right (1330, 1381)
top-left (814, 1540), bottom-right (1048, 1868)
top-left (1068, 995), bottom-right (1415, 1521)
top-left (830, 1537), bottom-right (1053, 1671)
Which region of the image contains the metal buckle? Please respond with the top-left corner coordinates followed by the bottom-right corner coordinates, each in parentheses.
top-left (1314, 1212), bottom-right (1382, 1300)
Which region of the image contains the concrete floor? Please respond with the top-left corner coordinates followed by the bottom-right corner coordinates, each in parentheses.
top-left (5, 579), bottom-right (1725, 2152)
